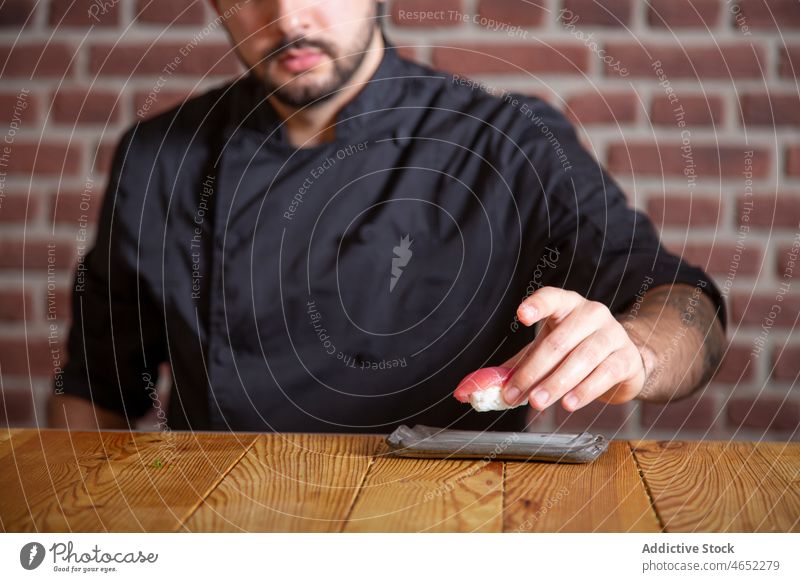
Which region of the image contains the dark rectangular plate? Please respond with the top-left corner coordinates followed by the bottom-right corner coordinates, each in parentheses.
top-left (385, 424), bottom-right (608, 463)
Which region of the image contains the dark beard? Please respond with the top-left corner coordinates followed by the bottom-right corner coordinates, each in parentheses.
top-left (261, 23), bottom-right (376, 108)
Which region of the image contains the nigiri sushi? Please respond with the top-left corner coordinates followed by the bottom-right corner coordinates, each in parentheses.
top-left (453, 367), bottom-right (528, 412)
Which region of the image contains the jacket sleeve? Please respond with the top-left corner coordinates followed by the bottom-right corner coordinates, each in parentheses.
top-left (515, 97), bottom-right (727, 328)
top-left (56, 126), bottom-right (168, 419)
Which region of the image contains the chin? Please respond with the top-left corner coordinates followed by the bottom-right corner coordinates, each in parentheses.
top-left (268, 76), bottom-right (339, 108)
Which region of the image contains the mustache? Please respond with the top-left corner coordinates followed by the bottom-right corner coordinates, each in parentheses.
top-left (265, 37), bottom-right (336, 64)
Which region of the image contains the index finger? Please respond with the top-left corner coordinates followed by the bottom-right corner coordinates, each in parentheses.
top-left (517, 286), bottom-right (585, 327)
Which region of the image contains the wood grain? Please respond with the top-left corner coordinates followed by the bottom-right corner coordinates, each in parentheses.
top-left (343, 451), bottom-right (504, 533)
top-left (0, 428), bottom-right (38, 455)
top-left (633, 440), bottom-right (800, 532)
top-left (503, 441), bottom-right (660, 532)
top-left (2, 430), bottom-right (798, 532)
top-left (0, 430), bottom-right (255, 532)
top-left (0, 429), bottom-right (41, 532)
top-left (0, 428), bottom-right (21, 445)
top-left (183, 433), bottom-right (382, 532)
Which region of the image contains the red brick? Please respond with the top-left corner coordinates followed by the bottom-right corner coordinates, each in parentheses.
top-left (777, 242), bottom-right (800, 279)
top-left (0, 42), bottom-right (74, 79)
top-left (0, 288), bottom-right (33, 322)
top-left (391, 0), bottom-right (463, 27)
top-left (0, 238), bottom-right (77, 271)
top-left (650, 94), bottom-right (724, 126)
top-left (561, 0), bottom-right (633, 27)
top-left (135, 0), bottom-right (208, 26)
top-left (0, 191), bottom-right (42, 224)
top-left (0, 0), bottom-right (36, 27)
top-left (641, 394), bottom-right (717, 430)
top-left (673, 242), bottom-right (762, 276)
top-left (555, 401), bottom-right (631, 432)
top-left (727, 397), bottom-right (800, 431)
top-left (607, 143), bottom-right (769, 178)
top-left (89, 42), bottom-right (241, 77)
top-left (0, 90), bottom-right (39, 124)
top-left (565, 91), bottom-right (637, 126)
top-left (604, 42), bottom-right (765, 78)
top-left (133, 88), bottom-right (193, 120)
top-left (735, 0), bottom-right (800, 29)
top-left (49, 0), bottom-right (120, 27)
top-left (773, 346), bottom-right (800, 381)
top-left (647, 0), bottom-right (721, 28)
top-left (0, 388), bottom-right (35, 426)
top-left (787, 146), bottom-right (800, 177)
top-left (93, 141), bottom-right (118, 176)
top-left (478, 0), bottom-right (545, 28)
top-left (732, 294), bottom-right (800, 329)
top-left (712, 345), bottom-right (756, 384)
top-left (3, 142), bottom-right (83, 177)
top-left (647, 194), bottom-right (722, 228)
top-left (52, 88), bottom-right (122, 125)
top-left (51, 287), bottom-right (73, 322)
top-left (522, 88), bottom-right (554, 105)
top-left (779, 45), bottom-right (799, 78)
top-left (49, 188), bottom-right (102, 226)
top-left (739, 195), bottom-right (800, 229)
top-left (432, 43), bottom-right (589, 75)
top-left (741, 94), bottom-right (800, 126)
top-left (0, 338), bottom-right (53, 376)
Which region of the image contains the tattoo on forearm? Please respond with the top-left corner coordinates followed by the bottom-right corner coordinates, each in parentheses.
top-left (624, 284), bottom-right (726, 400)
top-left (695, 299), bottom-right (726, 387)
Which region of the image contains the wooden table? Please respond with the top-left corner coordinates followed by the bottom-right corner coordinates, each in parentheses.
top-left (1, 429), bottom-right (797, 532)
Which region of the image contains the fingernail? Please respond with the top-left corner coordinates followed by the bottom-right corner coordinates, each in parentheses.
top-left (563, 394), bottom-right (579, 410)
top-left (504, 386), bottom-right (521, 404)
top-left (520, 305), bottom-right (538, 323)
top-left (532, 390), bottom-right (549, 407)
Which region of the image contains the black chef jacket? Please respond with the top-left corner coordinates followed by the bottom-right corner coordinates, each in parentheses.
top-left (59, 44), bottom-right (725, 433)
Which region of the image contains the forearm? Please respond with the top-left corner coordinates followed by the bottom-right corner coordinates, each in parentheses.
top-left (619, 283), bottom-right (726, 403)
top-left (47, 394), bottom-right (130, 430)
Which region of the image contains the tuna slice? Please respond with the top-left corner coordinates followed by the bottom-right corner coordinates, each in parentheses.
top-left (453, 367), bottom-right (528, 412)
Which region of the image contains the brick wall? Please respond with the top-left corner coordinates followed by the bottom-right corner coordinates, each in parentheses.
top-left (1, 0), bottom-right (798, 440)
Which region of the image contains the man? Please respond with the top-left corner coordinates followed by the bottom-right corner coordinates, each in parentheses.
top-left (49, 0), bottom-right (726, 432)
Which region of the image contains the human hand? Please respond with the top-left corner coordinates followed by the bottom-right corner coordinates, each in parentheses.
top-left (495, 287), bottom-right (646, 411)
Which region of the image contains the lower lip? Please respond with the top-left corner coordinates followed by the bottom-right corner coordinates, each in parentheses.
top-left (279, 52), bottom-right (324, 74)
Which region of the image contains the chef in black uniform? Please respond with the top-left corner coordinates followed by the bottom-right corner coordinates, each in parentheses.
top-left (50, 0), bottom-right (726, 433)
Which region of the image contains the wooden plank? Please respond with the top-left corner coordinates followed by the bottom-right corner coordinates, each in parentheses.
top-left (753, 442), bottom-right (800, 493)
top-left (343, 451), bottom-right (504, 533)
top-left (0, 428), bottom-right (21, 446)
top-left (0, 430), bottom-right (256, 532)
top-left (503, 441), bottom-right (660, 532)
top-left (0, 429), bottom-right (42, 532)
top-left (0, 428), bottom-right (39, 455)
top-left (633, 441), bottom-right (800, 532)
top-left (183, 433), bottom-right (381, 532)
